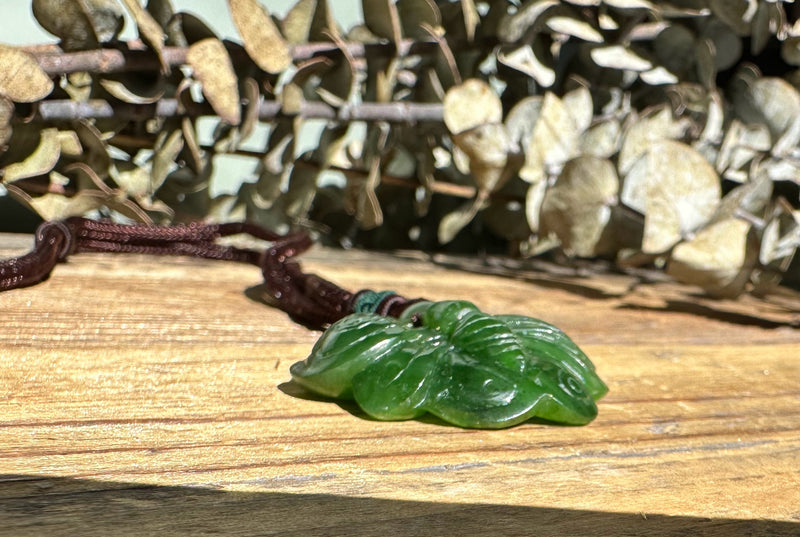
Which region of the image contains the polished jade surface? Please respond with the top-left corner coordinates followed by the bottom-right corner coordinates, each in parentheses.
top-left (290, 300), bottom-right (608, 428)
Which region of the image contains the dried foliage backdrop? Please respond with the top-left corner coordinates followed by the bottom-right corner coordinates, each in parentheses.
top-left (1, 0), bottom-right (800, 298)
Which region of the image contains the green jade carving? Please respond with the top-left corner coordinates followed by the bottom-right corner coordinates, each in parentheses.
top-left (291, 297), bottom-right (608, 429)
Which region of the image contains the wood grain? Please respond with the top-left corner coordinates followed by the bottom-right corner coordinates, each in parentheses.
top-left (1, 233), bottom-right (799, 535)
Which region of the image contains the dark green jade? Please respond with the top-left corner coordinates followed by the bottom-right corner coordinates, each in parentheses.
top-left (290, 300), bottom-right (608, 429)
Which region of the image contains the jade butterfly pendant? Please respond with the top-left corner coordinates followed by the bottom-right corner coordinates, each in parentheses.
top-left (290, 300), bottom-right (608, 429)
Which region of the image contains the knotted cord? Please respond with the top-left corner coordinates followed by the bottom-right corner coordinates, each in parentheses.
top-left (0, 217), bottom-right (422, 329)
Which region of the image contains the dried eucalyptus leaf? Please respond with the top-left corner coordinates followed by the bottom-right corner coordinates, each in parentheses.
top-left (397, 0), bottom-right (441, 39)
top-left (283, 0), bottom-right (339, 44)
top-left (236, 78), bottom-right (260, 145)
top-left (61, 71), bottom-right (92, 101)
top-left (363, 0), bottom-right (403, 43)
top-left (699, 38), bottom-right (720, 88)
top-left (782, 36), bottom-right (800, 66)
top-left (545, 15), bottom-right (603, 43)
top-left (146, 0), bottom-right (174, 29)
top-left (604, 0), bottom-right (655, 8)
top-left (520, 92), bottom-right (580, 184)
top-left (453, 123), bottom-right (511, 192)
top-left (318, 53), bottom-right (356, 105)
top-left (540, 156), bottom-right (618, 257)
top-left (99, 74), bottom-right (165, 104)
top-left (452, 124), bottom-right (509, 171)
top-left (579, 119), bottom-right (621, 158)
top-left (7, 185), bottom-right (106, 221)
top-left (749, 1), bottom-right (774, 56)
top-left (150, 0), bottom-right (186, 46)
top-left (312, 124), bottom-right (349, 169)
top-left (0, 46), bottom-right (53, 103)
top-left (653, 24), bottom-right (695, 77)
top-left (187, 38), bottom-right (241, 126)
top-left (562, 85), bottom-right (593, 133)
top-left (709, 0), bottom-right (752, 36)
top-left (356, 160), bottom-right (384, 229)
top-left (177, 11), bottom-right (218, 44)
top-left (443, 79), bottom-right (503, 135)
top-left (716, 120), bottom-right (771, 176)
top-left (461, 0), bottom-right (479, 42)
top-left (500, 0), bottom-right (560, 43)
top-left (622, 140), bottom-right (721, 254)
top-left (640, 66), bottom-right (679, 85)
top-left (701, 19), bottom-right (742, 72)
top-left (74, 120), bottom-right (111, 179)
top-left (283, 0), bottom-right (315, 44)
top-left (448, 144), bottom-right (469, 175)
top-left (618, 107), bottom-right (689, 175)
top-left (590, 45), bottom-right (652, 71)
top-left (0, 97), bottom-right (13, 148)
top-left (732, 76), bottom-right (800, 139)
top-left (524, 179), bottom-right (547, 233)
top-left (497, 43), bottom-right (556, 87)
top-left (282, 164), bottom-right (320, 219)
top-left (773, 115), bottom-right (800, 159)
top-left (2, 128), bottom-right (61, 183)
top-left (152, 129), bottom-right (183, 193)
top-left (280, 82), bottom-right (304, 116)
top-left (758, 207), bottom-right (800, 287)
top-left (505, 96), bottom-right (543, 149)
top-left (113, 161), bottom-right (152, 199)
top-left (119, 0), bottom-right (168, 72)
top-left (667, 218), bottom-right (754, 298)
top-left (57, 131), bottom-right (82, 157)
top-left (228, 0), bottom-right (292, 74)
top-left (752, 228), bottom-right (795, 295)
top-left (32, 0), bottom-right (124, 50)
top-left (596, 12), bottom-right (619, 31)
top-left (438, 195), bottom-right (485, 244)
top-left (761, 157), bottom-right (800, 184)
top-left (712, 172), bottom-right (772, 223)
top-left (481, 196), bottom-right (532, 242)
top-left (698, 90), bottom-right (725, 145)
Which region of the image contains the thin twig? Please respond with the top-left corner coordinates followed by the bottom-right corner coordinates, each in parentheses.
top-left (29, 40), bottom-right (439, 77)
top-left (29, 98), bottom-right (444, 124)
top-left (295, 160), bottom-right (478, 200)
top-left (108, 134), bottom-right (477, 200)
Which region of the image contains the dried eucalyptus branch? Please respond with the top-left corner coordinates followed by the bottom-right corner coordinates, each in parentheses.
top-left (30, 98), bottom-right (444, 124)
top-left (30, 40), bottom-right (438, 77)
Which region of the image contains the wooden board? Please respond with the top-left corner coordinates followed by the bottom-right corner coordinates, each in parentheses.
top-left (1, 232), bottom-right (799, 536)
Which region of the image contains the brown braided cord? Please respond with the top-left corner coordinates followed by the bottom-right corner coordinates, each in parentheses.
top-left (0, 221), bottom-right (72, 291)
top-left (0, 217), bottom-right (425, 329)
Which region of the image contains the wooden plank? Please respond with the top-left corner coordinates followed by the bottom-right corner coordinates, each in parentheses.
top-left (1, 233), bottom-right (799, 535)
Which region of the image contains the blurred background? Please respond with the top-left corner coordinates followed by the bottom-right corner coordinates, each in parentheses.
top-left (0, 0), bottom-right (363, 231)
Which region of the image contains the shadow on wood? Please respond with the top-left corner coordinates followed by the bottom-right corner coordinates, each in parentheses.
top-left (2, 474), bottom-right (798, 537)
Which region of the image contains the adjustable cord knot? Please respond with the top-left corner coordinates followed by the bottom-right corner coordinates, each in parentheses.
top-left (35, 220), bottom-right (75, 261)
